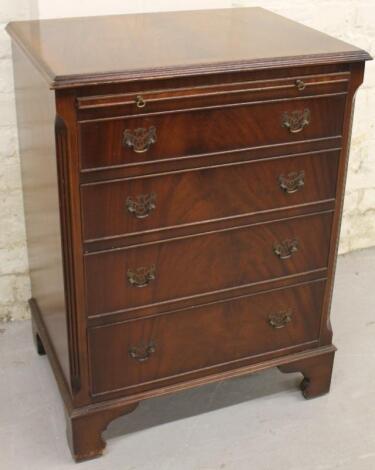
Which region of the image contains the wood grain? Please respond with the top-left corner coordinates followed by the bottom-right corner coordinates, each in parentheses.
top-left (79, 94), bottom-right (346, 170)
top-left (6, 8), bottom-right (371, 88)
top-left (81, 151), bottom-right (339, 242)
top-left (88, 280), bottom-right (325, 395)
top-left (84, 212), bottom-right (333, 316)
top-left (278, 349), bottom-right (335, 398)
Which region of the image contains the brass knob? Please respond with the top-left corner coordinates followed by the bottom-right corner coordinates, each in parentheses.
top-left (295, 79), bottom-right (306, 91)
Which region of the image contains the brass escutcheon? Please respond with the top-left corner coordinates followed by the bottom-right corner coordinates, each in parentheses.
top-left (295, 79), bottom-right (306, 91)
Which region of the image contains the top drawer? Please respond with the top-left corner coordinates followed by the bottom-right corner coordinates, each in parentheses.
top-left (78, 73), bottom-right (348, 171)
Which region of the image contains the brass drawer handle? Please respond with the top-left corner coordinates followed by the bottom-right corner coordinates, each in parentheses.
top-left (282, 109), bottom-right (311, 133)
top-left (279, 171), bottom-right (305, 194)
top-left (295, 79), bottom-right (306, 91)
top-left (273, 239), bottom-right (299, 259)
top-left (129, 342), bottom-right (156, 362)
top-left (126, 193), bottom-right (156, 219)
top-left (123, 126), bottom-right (157, 153)
top-left (268, 311), bottom-right (292, 329)
top-left (135, 95), bottom-right (146, 108)
top-left (127, 265), bottom-right (156, 287)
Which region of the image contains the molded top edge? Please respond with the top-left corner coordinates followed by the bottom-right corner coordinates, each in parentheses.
top-left (6, 7), bottom-right (372, 89)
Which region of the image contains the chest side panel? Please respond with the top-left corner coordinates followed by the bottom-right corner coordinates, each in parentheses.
top-left (12, 43), bottom-right (70, 385)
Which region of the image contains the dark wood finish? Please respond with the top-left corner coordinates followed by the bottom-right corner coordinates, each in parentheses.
top-left (79, 94), bottom-right (346, 170)
top-left (32, 289), bottom-right (336, 460)
top-left (6, 8), bottom-right (370, 88)
top-left (89, 281), bottom-right (325, 395)
top-left (87, 274), bottom-right (329, 327)
top-left (81, 150), bottom-right (339, 242)
top-left (318, 61), bottom-right (367, 347)
top-left (31, 314), bottom-right (46, 356)
top-left (84, 200), bottom-right (336, 253)
top-left (76, 71), bottom-right (349, 121)
top-left (11, 43), bottom-right (71, 384)
top-left (80, 137), bottom-right (343, 184)
top-left (66, 402), bottom-right (139, 461)
top-left (8, 7), bottom-right (370, 462)
top-left (278, 348), bottom-right (335, 398)
top-left (85, 212), bottom-right (333, 316)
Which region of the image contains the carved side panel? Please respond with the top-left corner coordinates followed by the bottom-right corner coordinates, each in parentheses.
top-left (319, 62), bottom-right (366, 345)
top-left (55, 116), bottom-right (81, 392)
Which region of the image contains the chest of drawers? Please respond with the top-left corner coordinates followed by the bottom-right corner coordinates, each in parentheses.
top-left (7, 7), bottom-right (371, 461)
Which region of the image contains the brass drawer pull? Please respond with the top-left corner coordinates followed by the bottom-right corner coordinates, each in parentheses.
top-left (295, 79), bottom-right (306, 91)
top-left (282, 109), bottom-right (311, 133)
top-left (123, 126), bottom-right (157, 153)
top-left (129, 342), bottom-right (156, 362)
top-left (135, 95), bottom-right (146, 108)
top-left (127, 265), bottom-right (156, 287)
top-left (126, 193), bottom-right (156, 219)
top-left (268, 311), bottom-right (292, 329)
top-left (273, 239), bottom-right (299, 259)
top-left (279, 171), bottom-right (305, 194)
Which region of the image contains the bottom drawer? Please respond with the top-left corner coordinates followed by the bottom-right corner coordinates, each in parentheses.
top-left (88, 280), bottom-right (325, 396)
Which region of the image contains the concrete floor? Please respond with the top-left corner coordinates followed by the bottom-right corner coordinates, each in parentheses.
top-left (1, 247), bottom-right (375, 470)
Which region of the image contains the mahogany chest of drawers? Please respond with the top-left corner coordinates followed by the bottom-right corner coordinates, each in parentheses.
top-left (7, 7), bottom-right (371, 461)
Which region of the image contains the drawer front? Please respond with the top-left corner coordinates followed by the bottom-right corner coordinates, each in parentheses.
top-left (79, 95), bottom-right (346, 170)
top-left (81, 151), bottom-right (339, 242)
top-left (88, 281), bottom-right (325, 395)
top-left (85, 212), bottom-right (332, 316)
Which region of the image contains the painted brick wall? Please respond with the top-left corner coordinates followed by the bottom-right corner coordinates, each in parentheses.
top-left (0, 0), bottom-right (38, 322)
top-left (1, 1), bottom-right (374, 321)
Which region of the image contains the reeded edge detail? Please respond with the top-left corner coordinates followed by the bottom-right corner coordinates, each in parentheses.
top-left (50, 50), bottom-right (373, 89)
top-left (55, 115), bottom-right (81, 393)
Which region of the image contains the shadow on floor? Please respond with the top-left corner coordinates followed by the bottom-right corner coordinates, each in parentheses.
top-left (104, 367), bottom-right (302, 439)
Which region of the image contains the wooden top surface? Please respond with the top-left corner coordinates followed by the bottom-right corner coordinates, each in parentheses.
top-left (6, 7), bottom-right (371, 89)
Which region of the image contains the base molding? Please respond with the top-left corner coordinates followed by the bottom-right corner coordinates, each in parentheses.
top-left (30, 297), bottom-right (336, 461)
top-left (80, 344), bottom-right (337, 416)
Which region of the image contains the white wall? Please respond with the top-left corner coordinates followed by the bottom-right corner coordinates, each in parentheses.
top-left (1, 0), bottom-right (374, 321)
top-left (37, 0), bottom-right (232, 18)
top-left (0, 0), bottom-right (38, 322)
